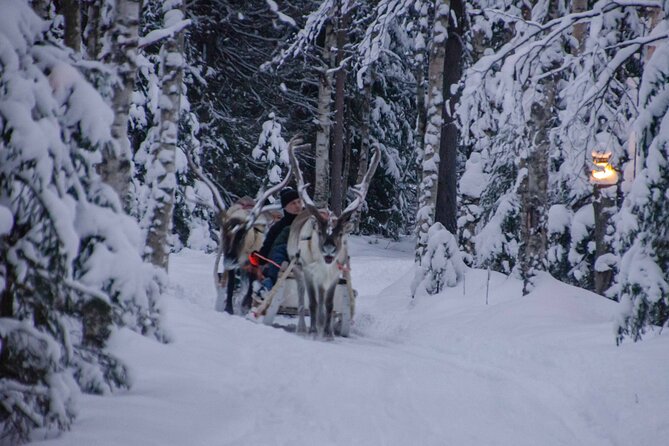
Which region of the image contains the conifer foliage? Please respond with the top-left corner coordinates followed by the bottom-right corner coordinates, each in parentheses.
top-left (615, 32), bottom-right (669, 342)
top-left (411, 223), bottom-right (465, 296)
top-left (0, 1), bottom-right (164, 441)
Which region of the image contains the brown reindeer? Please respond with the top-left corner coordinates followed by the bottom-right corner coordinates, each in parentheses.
top-left (185, 151), bottom-right (291, 314)
top-left (286, 137), bottom-right (381, 338)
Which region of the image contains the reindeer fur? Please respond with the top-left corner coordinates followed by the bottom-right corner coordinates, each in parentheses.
top-left (285, 135), bottom-right (380, 339)
top-left (288, 212), bottom-right (349, 338)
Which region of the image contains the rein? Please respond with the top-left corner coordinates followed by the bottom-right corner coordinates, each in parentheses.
top-left (250, 252), bottom-right (282, 269)
top-left (337, 261), bottom-right (350, 272)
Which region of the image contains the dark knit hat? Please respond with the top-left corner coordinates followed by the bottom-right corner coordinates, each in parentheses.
top-left (280, 187), bottom-right (299, 208)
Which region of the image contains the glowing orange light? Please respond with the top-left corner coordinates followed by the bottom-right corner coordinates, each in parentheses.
top-left (590, 151), bottom-right (618, 186)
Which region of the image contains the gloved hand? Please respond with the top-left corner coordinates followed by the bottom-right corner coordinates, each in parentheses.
top-left (248, 251), bottom-right (265, 267)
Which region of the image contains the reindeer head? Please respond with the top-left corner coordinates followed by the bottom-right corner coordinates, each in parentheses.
top-left (221, 198), bottom-right (267, 269)
top-left (287, 136), bottom-right (381, 266)
top-left (184, 148), bottom-right (292, 272)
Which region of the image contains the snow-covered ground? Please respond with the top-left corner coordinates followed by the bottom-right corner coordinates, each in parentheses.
top-left (31, 236), bottom-right (669, 446)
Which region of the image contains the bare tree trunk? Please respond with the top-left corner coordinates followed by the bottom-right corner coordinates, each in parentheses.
top-left (84, 0), bottom-right (103, 59)
top-left (145, 2), bottom-right (185, 270)
top-left (342, 116), bottom-right (352, 207)
top-left (331, 3), bottom-right (349, 216)
top-left (98, 0), bottom-right (141, 211)
top-left (413, 1), bottom-right (430, 183)
top-left (352, 69), bottom-right (374, 233)
top-left (593, 185), bottom-right (615, 295)
top-left (416, 0), bottom-right (450, 260)
top-left (435, 0), bottom-right (464, 235)
top-left (59, 0), bottom-right (82, 52)
top-left (314, 20), bottom-right (336, 207)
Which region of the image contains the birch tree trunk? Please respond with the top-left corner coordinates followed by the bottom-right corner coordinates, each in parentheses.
top-left (415, 0), bottom-right (450, 261)
top-left (518, 85), bottom-right (552, 295)
top-left (314, 19), bottom-right (336, 207)
top-left (331, 3), bottom-right (349, 216)
top-left (435, 0), bottom-right (463, 235)
top-left (98, 0), bottom-right (141, 211)
top-left (145, 2), bottom-right (186, 270)
top-left (517, 0), bottom-right (561, 294)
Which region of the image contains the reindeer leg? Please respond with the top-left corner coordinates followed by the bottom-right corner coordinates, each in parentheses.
top-left (295, 267), bottom-right (307, 335)
top-left (240, 271), bottom-right (253, 314)
top-left (306, 278), bottom-right (318, 335)
top-left (323, 284), bottom-right (336, 340)
top-left (316, 285), bottom-right (327, 339)
top-left (225, 271), bottom-right (235, 314)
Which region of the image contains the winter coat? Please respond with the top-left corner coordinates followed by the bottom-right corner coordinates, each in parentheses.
top-left (258, 212), bottom-right (296, 258)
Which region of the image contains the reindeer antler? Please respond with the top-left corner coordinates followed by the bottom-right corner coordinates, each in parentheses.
top-left (339, 144), bottom-right (382, 222)
top-left (287, 135), bottom-right (324, 223)
top-left (244, 166), bottom-right (293, 230)
top-left (183, 149), bottom-right (228, 217)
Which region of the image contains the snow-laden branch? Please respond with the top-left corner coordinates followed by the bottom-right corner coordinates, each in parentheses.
top-left (182, 148), bottom-right (227, 214)
top-left (355, 0), bottom-right (415, 88)
top-left (579, 27), bottom-right (669, 110)
top-left (138, 19), bottom-right (191, 49)
top-left (274, 0), bottom-right (335, 65)
top-left (265, 0), bottom-right (297, 27)
top-left (64, 279), bottom-right (111, 303)
top-left (473, 0), bottom-right (664, 75)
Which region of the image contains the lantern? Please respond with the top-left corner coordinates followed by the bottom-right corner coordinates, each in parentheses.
top-left (590, 151), bottom-right (618, 186)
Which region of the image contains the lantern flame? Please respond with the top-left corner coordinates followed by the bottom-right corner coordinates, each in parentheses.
top-left (590, 151), bottom-right (618, 185)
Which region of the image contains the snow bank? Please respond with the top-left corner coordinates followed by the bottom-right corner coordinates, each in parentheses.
top-left (29, 237), bottom-right (669, 446)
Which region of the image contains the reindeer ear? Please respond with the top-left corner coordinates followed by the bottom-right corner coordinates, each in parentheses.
top-left (343, 221), bottom-right (355, 234)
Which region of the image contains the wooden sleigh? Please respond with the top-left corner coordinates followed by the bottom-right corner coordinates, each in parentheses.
top-left (251, 258), bottom-right (357, 337)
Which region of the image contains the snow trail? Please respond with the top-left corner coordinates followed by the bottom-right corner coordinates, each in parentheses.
top-left (30, 237), bottom-right (669, 446)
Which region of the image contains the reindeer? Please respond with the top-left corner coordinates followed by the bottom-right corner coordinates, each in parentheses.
top-left (185, 151), bottom-right (291, 314)
top-left (286, 137), bottom-right (381, 338)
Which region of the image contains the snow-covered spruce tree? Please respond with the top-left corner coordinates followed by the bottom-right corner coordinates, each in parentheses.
top-left (411, 222), bottom-right (465, 296)
top-left (549, 3), bottom-right (644, 291)
top-left (0, 1), bottom-right (164, 441)
top-left (546, 204), bottom-right (572, 282)
top-left (356, 20), bottom-right (418, 239)
top-left (457, 0), bottom-right (522, 274)
top-left (457, 152), bottom-right (487, 265)
top-left (473, 156), bottom-right (522, 275)
top-left (566, 204), bottom-right (596, 289)
top-left (187, 0), bottom-right (315, 204)
top-left (271, 0), bottom-right (419, 231)
top-left (252, 113), bottom-right (290, 186)
top-left (614, 23), bottom-right (669, 342)
top-left (173, 108), bottom-right (217, 253)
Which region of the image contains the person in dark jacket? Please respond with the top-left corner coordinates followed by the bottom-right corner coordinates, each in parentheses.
top-left (250, 187), bottom-right (302, 302)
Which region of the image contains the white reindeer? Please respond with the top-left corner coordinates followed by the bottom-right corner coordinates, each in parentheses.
top-left (286, 137), bottom-right (381, 338)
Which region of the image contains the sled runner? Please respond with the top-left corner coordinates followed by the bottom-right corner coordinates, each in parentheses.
top-left (250, 259), bottom-right (357, 337)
